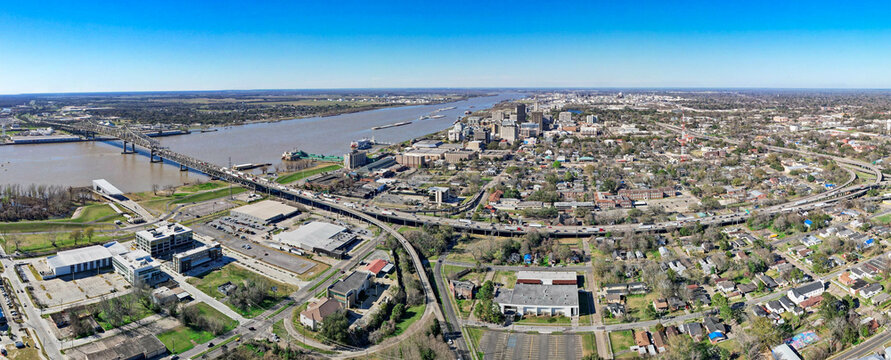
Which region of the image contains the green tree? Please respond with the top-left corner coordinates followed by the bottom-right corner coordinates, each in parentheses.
top-left (319, 310), bottom-right (351, 345)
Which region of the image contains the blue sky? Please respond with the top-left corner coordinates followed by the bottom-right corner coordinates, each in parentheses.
top-left (1, 1), bottom-right (891, 93)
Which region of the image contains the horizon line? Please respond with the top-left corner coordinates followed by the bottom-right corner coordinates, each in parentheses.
top-left (5, 86), bottom-right (891, 97)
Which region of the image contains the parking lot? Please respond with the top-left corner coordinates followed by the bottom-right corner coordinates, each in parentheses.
top-left (182, 199), bottom-right (239, 218)
top-left (196, 224), bottom-right (319, 275)
top-left (25, 268), bottom-right (130, 308)
top-left (479, 331), bottom-right (583, 360)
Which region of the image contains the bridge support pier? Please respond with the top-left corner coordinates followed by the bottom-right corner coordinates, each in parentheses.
top-left (150, 149), bottom-right (163, 163)
top-left (121, 141), bottom-right (136, 154)
top-left (179, 164), bottom-right (188, 171)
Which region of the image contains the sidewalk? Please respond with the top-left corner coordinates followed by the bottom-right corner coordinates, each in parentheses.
top-left (165, 270), bottom-right (249, 325)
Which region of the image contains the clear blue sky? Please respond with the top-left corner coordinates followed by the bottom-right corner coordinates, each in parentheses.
top-left (2, 1), bottom-right (891, 93)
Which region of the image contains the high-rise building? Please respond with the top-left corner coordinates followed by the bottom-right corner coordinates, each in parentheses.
top-left (516, 104), bottom-right (526, 123)
top-left (531, 111), bottom-right (544, 129)
top-left (344, 150), bottom-right (368, 170)
top-left (500, 120), bottom-right (518, 143)
top-left (585, 115), bottom-right (598, 124)
top-left (492, 110), bottom-right (504, 122)
top-left (558, 111), bottom-right (573, 123)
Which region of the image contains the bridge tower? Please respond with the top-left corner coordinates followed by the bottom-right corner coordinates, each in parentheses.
top-left (121, 141), bottom-right (136, 154)
top-left (150, 148), bottom-right (163, 163)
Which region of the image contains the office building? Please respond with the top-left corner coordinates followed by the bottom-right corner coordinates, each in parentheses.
top-left (328, 271), bottom-right (371, 308)
top-left (172, 242), bottom-right (223, 274)
top-left (531, 111), bottom-right (544, 129)
top-left (500, 120), bottom-right (518, 143)
top-left (519, 123), bottom-right (540, 138)
top-left (516, 104), bottom-right (526, 123)
top-left (135, 223), bottom-right (193, 257)
top-left (111, 249), bottom-right (167, 286)
top-left (344, 150), bottom-right (368, 170)
top-left (558, 111), bottom-right (573, 123)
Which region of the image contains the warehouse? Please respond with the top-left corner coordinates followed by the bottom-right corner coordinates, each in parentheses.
top-left (45, 244), bottom-right (116, 278)
top-left (494, 283), bottom-right (580, 317)
top-left (230, 200), bottom-right (299, 225)
top-left (274, 221), bottom-right (357, 259)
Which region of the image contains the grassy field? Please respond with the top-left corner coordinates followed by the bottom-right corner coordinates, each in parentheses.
top-left (273, 319), bottom-right (335, 354)
top-left (95, 295), bottom-right (156, 330)
top-left (0, 221), bottom-right (113, 234)
top-left (513, 315), bottom-right (571, 325)
top-left (465, 327), bottom-right (486, 360)
top-left (194, 302), bottom-right (238, 330)
top-left (581, 332), bottom-right (598, 357)
top-left (158, 325), bottom-right (217, 354)
top-left (875, 213), bottom-right (891, 224)
top-left (1, 231), bottom-right (130, 254)
top-left (179, 181), bottom-right (227, 193)
top-left (157, 303), bottom-right (237, 354)
top-left (187, 263), bottom-right (297, 318)
top-left (275, 164), bottom-right (342, 184)
top-left (494, 271), bottom-right (517, 288)
top-left (609, 330), bottom-right (635, 354)
top-left (69, 204), bottom-right (121, 223)
top-left (171, 187), bottom-right (246, 204)
top-left (394, 304), bottom-right (426, 336)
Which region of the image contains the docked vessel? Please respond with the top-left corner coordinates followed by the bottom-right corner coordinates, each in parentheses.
top-left (350, 138), bottom-right (372, 150)
top-left (435, 106), bottom-right (457, 112)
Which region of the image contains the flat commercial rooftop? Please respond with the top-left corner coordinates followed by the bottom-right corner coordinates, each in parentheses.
top-left (231, 200), bottom-right (298, 223)
top-left (275, 221), bottom-right (353, 253)
top-left (494, 283), bottom-right (580, 308)
top-left (47, 245), bottom-right (112, 268)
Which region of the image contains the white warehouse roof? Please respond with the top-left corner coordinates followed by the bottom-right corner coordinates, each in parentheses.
top-left (275, 221), bottom-right (352, 252)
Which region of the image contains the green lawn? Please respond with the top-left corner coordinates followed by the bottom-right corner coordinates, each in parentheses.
top-left (157, 303), bottom-right (237, 354)
top-left (513, 315), bottom-right (571, 325)
top-left (171, 187), bottom-right (246, 204)
top-left (275, 164), bottom-right (342, 184)
top-left (875, 213), bottom-right (891, 224)
top-left (581, 333), bottom-right (598, 357)
top-left (465, 327), bottom-right (486, 360)
top-left (609, 330), bottom-right (635, 354)
top-left (179, 181), bottom-right (227, 193)
top-left (0, 221), bottom-right (113, 234)
top-left (494, 271), bottom-right (517, 288)
top-left (193, 302), bottom-right (238, 331)
top-left (70, 204), bottom-right (120, 223)
top-left (95, 295), bottom-right (156, 331)
top-left (1, 231), bottom-right (129, 254)
top-left (273, 319), bottom-right (335, 354)
top-left (394, 304), bottom-right (426, 336)
top-left (187, 263), bottom-right (297, 318)
top-left (157, 325), bottom-right (216, 354)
